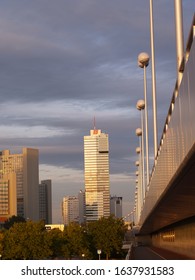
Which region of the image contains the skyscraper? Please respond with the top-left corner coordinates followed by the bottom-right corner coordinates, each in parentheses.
top-left (39, 180), bottom-right (52, 224)
top-left (0, 174), bottom-right (17, 223)
top-left (78, 190), bottom-right (86, 224)
top-left (110, 196), bottom-right (123, 218)
top-left (62, 196), bottom-right (79, 225)
top-left (0, 148), bottom-right (39, 221)
top-left (84, 128), bottom-right (110, 222)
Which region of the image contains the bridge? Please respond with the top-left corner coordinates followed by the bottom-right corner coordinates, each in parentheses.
top-left (133, 14), bottom-right (195, 259)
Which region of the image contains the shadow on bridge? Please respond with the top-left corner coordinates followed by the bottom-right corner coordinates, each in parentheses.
top-left (130, 245), bottom-right (193, 260)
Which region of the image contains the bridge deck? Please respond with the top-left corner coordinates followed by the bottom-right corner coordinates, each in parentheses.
top-left (130, 245), bottom-right (193, 260)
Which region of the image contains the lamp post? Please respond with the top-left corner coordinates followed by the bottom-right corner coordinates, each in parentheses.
top-left (138, 53), bottom-right (150, 186)
top-left (97, 249), bottom-right (102, 260)
top-left (149, 0), bottom-right (158, 160)
top-left (174, 0), bottom-right (184, 86)
top-left (136, 102), bottom-right (146, 199)
top-left (135, 146), bottom-right (141, 220)
top-left (136, 127), bottom-right (145, 202)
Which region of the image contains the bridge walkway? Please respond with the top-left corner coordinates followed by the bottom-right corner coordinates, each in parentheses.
top-left (130, 245), bottom-right (193, 260)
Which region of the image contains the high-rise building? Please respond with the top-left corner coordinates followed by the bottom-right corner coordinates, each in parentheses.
top-left (61, 191), bottom-right (86, 225)
top-left (62, 196), bottom-right (79, 225)
top-left (61, 191), bottom-right (86, 226)
top-left (39, 180), bottom-right (52, 224)
top-left (0, 174), bottom-right (17, 223)
top-left (78, 190), bottom-right (86, 224)
top-left (110, 196), bottom-right (123, 218)
top-left (84, 128), bottom-right (110, 222)
top-left (0, 148), bottom-right (39, 221)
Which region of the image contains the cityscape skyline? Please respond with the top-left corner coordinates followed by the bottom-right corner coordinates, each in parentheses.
top-left (0, 1), bottom-right (193, 223)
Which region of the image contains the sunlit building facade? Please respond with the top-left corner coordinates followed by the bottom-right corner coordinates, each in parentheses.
top-left (0, 148), bottom-right (39, 221)
top-left (84, 128), bottom-right (110, 222)
top-left (0, 174), bottom-right (17, 223)
top-left (62, 196), bottom-right (79, 225)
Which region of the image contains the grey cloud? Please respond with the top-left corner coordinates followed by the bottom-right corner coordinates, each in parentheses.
top-left (0, 0), bottom-right (194, 220)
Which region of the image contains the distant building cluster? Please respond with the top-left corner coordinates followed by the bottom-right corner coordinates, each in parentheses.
top-left (0, 127), bottom-right (123, 227)
top-left (0, 148), bottom-right (52, 225)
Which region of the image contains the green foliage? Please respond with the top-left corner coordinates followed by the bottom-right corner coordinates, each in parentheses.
top-left (63, 223), bottom-right (92, 259)
top-left (2, 220), bottom-right (52, 259)
top-left (47, 228), bottom-right (65, 259)
top-left (88, 216), bottom-right (127, 259)
top-left (0, 216), bottom-right (127, 260)
top-left (0, 232), bottom-right (3, 257)
top-left (3, 215), bottom-right (26, 230)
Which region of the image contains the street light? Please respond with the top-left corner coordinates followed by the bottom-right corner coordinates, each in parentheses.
top-left (138, 53), bottom-right (150, 187)
top-left (135, 127), bottom-right (142, 136)
top-left (136, 128), bottom-right (145, 210)
top-left (149, 0), bottom-right (158, 160)
top-left (136, 104), bottom-right (146, 200)
top-left (135, 144), bottom-right (142, 218)
top-left (136, 147), bottom-right (141, 154)
top-left (97, 249), bottom-right (102, 260)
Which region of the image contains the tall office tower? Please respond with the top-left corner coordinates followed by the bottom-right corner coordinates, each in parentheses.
top-left (84, 128), bottom-right (110, 222)
top-left (0, 174), bottom-right (17, 223)
top-left (62, 196), bottom-right (79, 225)
top-left (39, 180), bottom-right (52, 224)
top-left (78, 190), bottom-right (86, 224)
top-left (110, 196), bottom-right (123, 218)
top-left (0, 148), bottom-right (39, 221)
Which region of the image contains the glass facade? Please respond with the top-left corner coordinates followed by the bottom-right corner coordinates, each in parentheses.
top-left (39, 180), bottom-right (52, 224)
top-left (0, 148), bottom-right (39, 221)
top-left (62, 196), bottom-right (79, 225)
top-left (0, 151), bottom-right (24, 216)
top-left (84, 129), bottom-right (110, 221)
top-left (0, 181), bottom-right (9, 215)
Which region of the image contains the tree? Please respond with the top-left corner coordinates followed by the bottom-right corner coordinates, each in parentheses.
top-left (3, 215), bottom-right (26, 230)
top-left (1, 217), bottom-right (127, 260)
top-left (47, 228), bottom-right (65, 259)
top-left (88, 216), bottom-right (127, 260)
top-left (2, 220), bottom-right (52, 259)
top-left (63, 223), bottom-right (92, 259)
top-left (0, 231), bottom-right (3, 257)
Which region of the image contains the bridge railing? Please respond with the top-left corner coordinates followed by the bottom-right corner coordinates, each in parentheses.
top-left (139, 14), bottom-right (195, 226)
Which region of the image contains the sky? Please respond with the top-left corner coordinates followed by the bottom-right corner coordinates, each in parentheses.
top-left (0, 0), bottom-right (194, 223)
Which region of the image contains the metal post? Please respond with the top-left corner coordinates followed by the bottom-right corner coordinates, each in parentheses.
top-left (140, 110), bottom-right (145, 200)
top-left (143, 65), bottom-right (149, 186)
top-left (136, 128), bottom-right (144, 206)
top-left (136, 147), bottom-right (142, 219)
top-left (149, 0), bottom-right (158, 160)
top-left (138, 53), bottom-right (150, 186)
top-left (174, 0), bottom-right (184, 85)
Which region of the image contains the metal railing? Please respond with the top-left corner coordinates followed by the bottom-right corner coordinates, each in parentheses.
top-left (139, 14), bottom-right (195, 226)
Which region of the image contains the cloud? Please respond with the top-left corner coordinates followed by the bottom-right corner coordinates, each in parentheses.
top-left (0, 0), bottom-right (193, 222)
